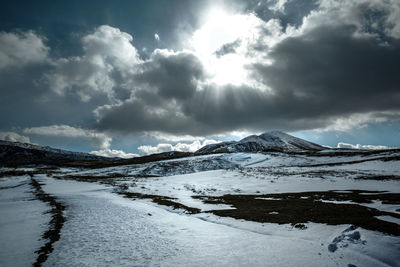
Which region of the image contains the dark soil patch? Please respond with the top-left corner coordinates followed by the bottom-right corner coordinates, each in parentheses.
top-left (117, 191), bottom-right (200, 214)
top-left (293, 223), bottom-right (307, 230)
top-left (194, 190), bottom-right (400, 236)
top-left (0, 169), bottom-right (58, 178)
top-left (306, 148), bottom-right (400, 158)
top-left (30, 177), bottom-right (66, 267)
top-left (54, 173), bottom-right (128, 181)
top-left (355, 175), bottom-right (400, 181)
top-left (53, 173), bottom-right (159, 183)
top-left (299, 155), bottom-right (400, 167)
top-left (238, 168), bottom-right (363, 179)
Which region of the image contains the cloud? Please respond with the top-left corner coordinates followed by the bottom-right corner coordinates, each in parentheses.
top-left (138, 144), bottom-right (175, 155)
top-left (337, 142), bottom-right (393, 150)
top-left (268, 0), bottom-right (290, 13)
top-left (251, 23), bottom-right (400, 121)
top-left (154, 33), bottom-right (160, 41)
top-left (315, 112), bottom-right (400, 132)
top-left (0, 30), bottom-right (96, 132)
top-left (138, 139), bottom-right (217, 155)
top-left (3, 1), bottom-right (400, 144)
top-left (133, 49), bottom-right (205, 99)
top-left (313, 0), bottom-right (400, 39)
top-left (144, 132), bottom-right (211, 142)
top-left (94, 49), bottom-right (206, 134)
top-left (92, 1), bottom-right (400, 136)
top-left (0, 31), bottom-right (49, 69)
top-left (23, 125), bottom-right (112, 149)
top-left (90, 149), bottom-right (138, 158)
top-left (214, 39), bottom-right (242, 57)
top-left (45, 25), bottom-right (141, 102)
top-left (0, 131), bottom-right (31, 143)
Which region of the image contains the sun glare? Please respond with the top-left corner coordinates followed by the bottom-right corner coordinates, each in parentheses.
top-left (191, 8), bottom-right (259, 86)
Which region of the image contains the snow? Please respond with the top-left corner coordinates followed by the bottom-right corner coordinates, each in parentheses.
top-left (258, 130), bottom-right (323, 151)
top-left (122, 168), bottom-right (399, 211)
top-left (1, 149), bottom-right (400, 266)
top-left (56, 151), bottom-right (400, 215)
top-left (323, 160), bottom-right (400, 174)
top-left (30, 175), bottom-right (399, 267)
top-left (375, 216), bottom-right (400, 225)
top-left (0, 176), bottom-right (51, 267)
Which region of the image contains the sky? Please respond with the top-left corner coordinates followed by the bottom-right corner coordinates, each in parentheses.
top-left (0, 0), bottom-right (399, 157)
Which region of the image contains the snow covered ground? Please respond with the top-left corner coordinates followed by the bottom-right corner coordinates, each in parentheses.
top-left (1, 151), bottom-right (399, 266)
top-left (35, 175), bottom-right (400, 266)
top-left (0, 176), bottom-right (51, 266)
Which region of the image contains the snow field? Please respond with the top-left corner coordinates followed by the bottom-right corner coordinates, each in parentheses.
top-left (37, 175), bottom-right (400, 267)
top-left (0, 176), bottom-right (51, 266)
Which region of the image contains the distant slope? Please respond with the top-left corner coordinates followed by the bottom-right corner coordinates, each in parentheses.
top-left (197, 131), bottom-right (325, 153)
top-left (0, 140), bottom-right (115, 167)
top-left (0, 140), bottom-right (194, 168)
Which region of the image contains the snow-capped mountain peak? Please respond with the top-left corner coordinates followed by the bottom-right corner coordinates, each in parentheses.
top-left (197, 131), bottom-right (324, 153)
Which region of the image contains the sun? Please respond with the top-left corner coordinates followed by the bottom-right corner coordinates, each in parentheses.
top-left (191, 8), bottom-right (260, 86)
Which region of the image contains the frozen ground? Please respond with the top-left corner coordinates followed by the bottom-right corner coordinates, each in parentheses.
top-left (1, 150), bottom-right (399, 266)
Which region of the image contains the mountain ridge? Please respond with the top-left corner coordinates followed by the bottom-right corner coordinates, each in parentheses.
top-left (196, 131), bottom-right (325, 154)
top-left (1, 131), bottom-right (399, 168)
top-left (0, 140), bottom-right (116, 167)
top-left (0, 140), bottom-right (192, 168)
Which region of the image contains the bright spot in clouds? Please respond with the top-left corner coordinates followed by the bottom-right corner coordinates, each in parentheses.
top-left (191, 8), bottom-right (261, 86)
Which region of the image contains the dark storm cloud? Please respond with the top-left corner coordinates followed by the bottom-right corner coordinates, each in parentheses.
top-left (0, 59), bottom-right (107, 130)
top-left (134, 51), bottom-right (205, 100)
top-left (95, 99), bottom-right (195, 134)
top-left (252, 24), bottom-right (400, 116)
top-left (96, 81), bottom-right (332, 135)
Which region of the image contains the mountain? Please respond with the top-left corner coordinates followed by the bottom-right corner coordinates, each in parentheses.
top-left (0, 140), bottom-right (196, 168)
top-left (196, 131), bottom-right (324, 153)
top-left (0, 131), bottom-right (324, 167)
top-left (0, 140), bottom-right (116, 167)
